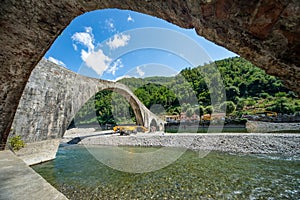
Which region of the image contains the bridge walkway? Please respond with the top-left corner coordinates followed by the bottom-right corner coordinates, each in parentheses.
top-left (0, 150), bottom-right (67, 200)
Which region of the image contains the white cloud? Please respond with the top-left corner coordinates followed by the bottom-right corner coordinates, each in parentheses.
top-left (107, 59), bottom-right (123, 75)
top-left (85, 26), bottom-right (92, 33)
top-left (81, 49), bottom-right (112, 76)
top-left (106, 34), bottom-right (130, 50)
top-left (71, 27), bottom-right (114, 76)
top-left (72, 44), bottom-right (78, 51)
top-left (80, 49), bottom-right (89, 61)
top-left (107, 65), bottom-right (118, 76)
top-left (71, 27), bottom-right (127, 76)
top-left (71, 27), bottom-right (94, 51)
top-left (105, 18), bottom-right (116, 32)
top-left (48, 57), bottom-right (66, 68)
top-left (127, 14), bottom-right (134, 22)
top-left (136, 66), bottom-right (145, 77)
top-left (112, 75), bottom-right (132, 82)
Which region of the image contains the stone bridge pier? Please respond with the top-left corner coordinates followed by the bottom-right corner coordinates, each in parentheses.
top-left (8, 59), bottom-right (164, 165)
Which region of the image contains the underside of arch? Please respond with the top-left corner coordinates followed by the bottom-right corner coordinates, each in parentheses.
top-left (103, 88), bottom-right (144, 126)
top-left (0, 0), bottom-right (299, 149)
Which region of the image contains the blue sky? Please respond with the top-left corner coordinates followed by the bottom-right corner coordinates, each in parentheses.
top-left (45, 9), bottom-right (238, 80)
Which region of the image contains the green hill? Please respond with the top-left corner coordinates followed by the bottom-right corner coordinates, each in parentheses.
top-left (74, 57), bottom-right (300, 126)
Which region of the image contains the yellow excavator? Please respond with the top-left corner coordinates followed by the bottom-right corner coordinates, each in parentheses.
top-left (113, 125), bottom-right (148, 135)
top-left (202, 114), bottom-right (213, 121)
top-left (253, 110), bottom-right (278, 117)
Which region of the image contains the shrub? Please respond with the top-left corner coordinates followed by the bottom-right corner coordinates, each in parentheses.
top-left (9, 136), bottom-right (25, 151)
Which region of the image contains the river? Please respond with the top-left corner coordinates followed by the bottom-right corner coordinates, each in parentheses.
top-left (32, 145), bottom-right (300, 199)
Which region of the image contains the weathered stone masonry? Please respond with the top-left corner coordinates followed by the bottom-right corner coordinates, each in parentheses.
top-left (0, 0), bottom-right (299, 148)
top-left (9, 59), bottom-right (164, 143)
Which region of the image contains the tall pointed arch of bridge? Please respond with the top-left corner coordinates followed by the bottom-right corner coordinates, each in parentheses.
top-left (67, 87), bottom-right (145, 134)
top-left (1, 1), bottom-right (299, 149)
top-left (96, 87), bottom-right (145, 128)
top-left (97, 83), bottom-right (166, 131)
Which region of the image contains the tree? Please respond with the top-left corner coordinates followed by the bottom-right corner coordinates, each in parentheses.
top-left (199, 106), bottom-right (205, 117)
top-left (196, 105), bottom-right (205, 123)
top-left (236, 98), bottom-right (246, 111)
top-left (275, 92), bottom-right (287, 98)
top-left (220, 101), bottom-right (236, 115)
top-left (205, 106), bottom-right (214, 115)
top-left (266, 98), bottom-right (296, 114)
top-left (186, 107), bottom-right (194, 118)
top-left (226, 86), bottom-right (240, 102)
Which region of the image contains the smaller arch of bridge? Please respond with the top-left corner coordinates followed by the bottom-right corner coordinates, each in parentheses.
top-left (99, 87), bottom-right (144, 127)
top-left (149, 118), bottom-right (158, 132)
top-left (159, 123), bottom-right (164, 132)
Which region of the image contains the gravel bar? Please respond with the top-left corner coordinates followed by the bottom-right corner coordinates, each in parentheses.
top-left (76, 133), bottom-right (300, 156)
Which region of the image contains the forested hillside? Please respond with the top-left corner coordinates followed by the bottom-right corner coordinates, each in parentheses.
top-left (74, 57), bottom-right (300, 126)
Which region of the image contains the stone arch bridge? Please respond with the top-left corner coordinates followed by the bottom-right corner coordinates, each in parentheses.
top-left (10, 59), bottom-right (164, 144)
top-left (0, 0), bottom-right (299, 149)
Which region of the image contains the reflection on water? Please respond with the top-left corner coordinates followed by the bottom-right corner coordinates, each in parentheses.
top-left (32, 145), bottom-right (300, 200)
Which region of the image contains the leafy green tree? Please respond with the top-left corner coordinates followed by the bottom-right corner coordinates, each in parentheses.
top-left (186, 107), bottom-right (194, 118)
top-left (266, 98), bottom-right (296, 114)
top-left (275, 92), bottom-right (287, 98)
top-left (226, 86), bottom-right (240, 102)
top-left (199, 106), bottom-right (205, 117)
top-left (259, 93), bottom-right (270, 99)
top-left (220, 101), bottom-right (236, 115)
top-left (236, 98), bottom-right (246, 111)
top-left (205, 106), bottom-right (214, 115)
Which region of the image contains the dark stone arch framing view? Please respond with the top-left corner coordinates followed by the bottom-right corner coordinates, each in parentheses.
top-left (0, 1), bottom-right (299, 199)
top-left (0, 0), bottom-right (299, 149)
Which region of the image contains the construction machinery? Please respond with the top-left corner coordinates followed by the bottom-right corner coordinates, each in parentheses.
top-left (202, 114), bottom-right (213, 121)
top-left (113, 125), bottom-right (148, 135)
top-left (254, 110), bottom-right (278, 117)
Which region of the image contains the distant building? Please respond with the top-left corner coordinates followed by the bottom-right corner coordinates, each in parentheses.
top-left (211, 113), bottom-right (226, 120)
top-left (202, 113), bottom-right (226, 121)
top-left (180, 112), bottom-right (186, 122)
top-left (191, 113), bottom-right (200, 122)
top-left (165, 112), bottom-right (202, 123)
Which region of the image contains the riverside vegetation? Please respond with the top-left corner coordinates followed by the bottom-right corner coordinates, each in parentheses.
top-left (74, 57), bottom-right (300, 126)
top-left (8, 135), bottom-right (25, 151)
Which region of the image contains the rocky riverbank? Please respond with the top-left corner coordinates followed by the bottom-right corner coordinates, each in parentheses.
top-left (72, 132), bottom-right (300, 156)
top-left (246, 121), bottom-right (300, 133)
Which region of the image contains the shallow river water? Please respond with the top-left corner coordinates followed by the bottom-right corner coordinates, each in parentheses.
top-left (32, 145), bottom-right (300, 200)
